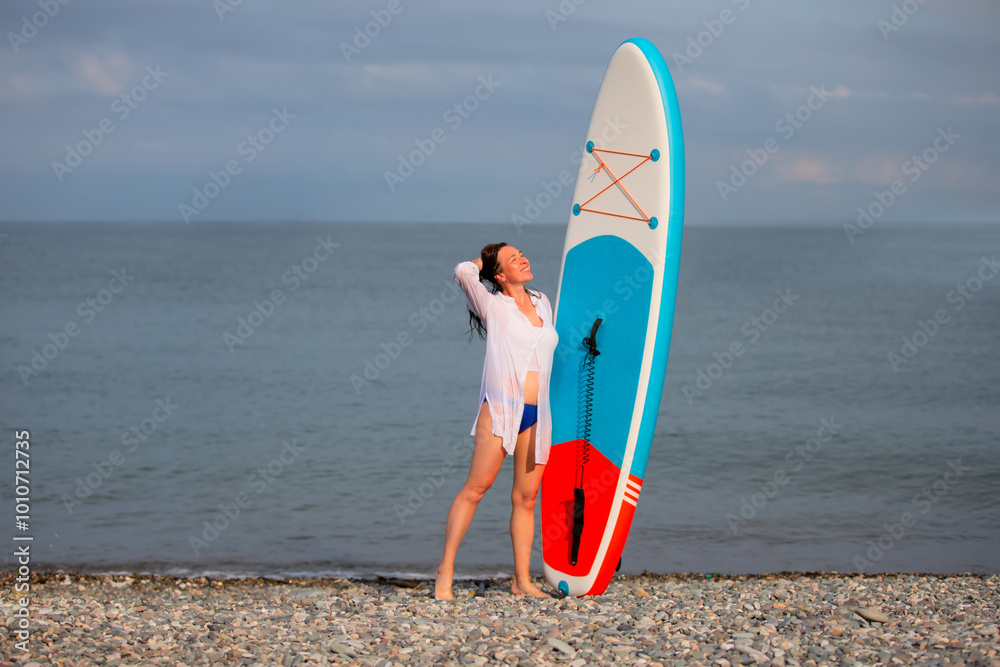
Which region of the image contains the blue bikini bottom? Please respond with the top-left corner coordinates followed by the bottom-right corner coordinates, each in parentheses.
top-left (518, 404), bottom-right (538, 433)
top-left (482, 399), bottom-right (538, 433)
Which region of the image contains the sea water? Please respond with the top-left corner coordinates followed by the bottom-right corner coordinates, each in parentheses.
top-left (1, 221), bottom-right (997, 578)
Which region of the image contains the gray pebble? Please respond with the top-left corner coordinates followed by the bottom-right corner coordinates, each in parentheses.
top-left (9, 571), bottom-right (999, 665)
top-left (853, 607), bottom-right (890, 623)
top-left (548, 637), bottom-right (575, 656)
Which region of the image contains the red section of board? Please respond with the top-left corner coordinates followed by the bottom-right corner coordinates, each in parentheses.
top-left (541, 439), bottom-right (641, 592)
top-left (585, 476), bottom-right (639, 595)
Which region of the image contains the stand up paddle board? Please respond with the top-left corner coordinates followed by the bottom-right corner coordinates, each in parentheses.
top-left (542, 38), bottom-right (684, 597)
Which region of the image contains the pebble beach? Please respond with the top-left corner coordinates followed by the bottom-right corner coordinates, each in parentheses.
top-left (2, 571), bottom-right (998, 666)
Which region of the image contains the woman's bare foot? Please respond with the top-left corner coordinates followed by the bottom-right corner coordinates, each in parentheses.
top-left (511, 577), bottom-right (553, 598)
top-left (434, 566), bottom-right (454, 600)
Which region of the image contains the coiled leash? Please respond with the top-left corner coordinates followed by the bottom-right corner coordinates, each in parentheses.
top-left (571, 317), bottom-right (602, 566)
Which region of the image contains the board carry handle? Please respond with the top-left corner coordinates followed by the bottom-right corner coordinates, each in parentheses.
top-left (583, 318), bottom-right (602, 357)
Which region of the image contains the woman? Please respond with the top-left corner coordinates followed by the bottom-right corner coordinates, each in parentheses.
top-left (434, 243), bottom-right (559, 599)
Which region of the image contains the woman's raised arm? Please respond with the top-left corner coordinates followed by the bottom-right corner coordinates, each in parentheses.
top-left (453, 259), bottom-right (491, 324)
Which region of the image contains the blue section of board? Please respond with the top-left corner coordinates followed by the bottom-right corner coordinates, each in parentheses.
top-left (550, 236), bottom-right (653, 474)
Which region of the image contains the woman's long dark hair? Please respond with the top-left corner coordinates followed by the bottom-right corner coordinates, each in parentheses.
top-left (467, 242), bottom-right (538, 341)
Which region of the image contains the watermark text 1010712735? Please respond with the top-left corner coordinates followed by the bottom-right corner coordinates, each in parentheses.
top-left (13, 429), bottom-right (33, 653)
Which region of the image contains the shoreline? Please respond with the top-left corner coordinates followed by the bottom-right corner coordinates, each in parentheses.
top-left (4, 567), bottom-right (998, 583)
top-left (5, 567), bottom-right (996, 583)
top-left (3, 571), bottom-right (998, 665)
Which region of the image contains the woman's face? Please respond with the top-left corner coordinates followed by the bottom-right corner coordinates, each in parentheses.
top-left (496, 245), bottom-right (532, 286)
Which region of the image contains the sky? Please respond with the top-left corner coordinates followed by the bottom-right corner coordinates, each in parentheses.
top-left (1, 0), bottom-right (997, 225)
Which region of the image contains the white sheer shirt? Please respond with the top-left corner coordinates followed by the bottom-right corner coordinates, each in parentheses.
top-left (453, 261), bottom-right (559, 464)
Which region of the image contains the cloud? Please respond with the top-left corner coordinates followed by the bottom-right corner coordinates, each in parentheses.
top-left (829, 84), bottom-right (851, 99)
top-left (776, 157), bottom-right (837, 185)
top-left (73, 52), bottom-right (133, 95)
top-left (360, 62), bottom-right (445, 91)
top-left (951, 92), bottom-right (1000, 106)
top-left (855, 155), bottom-right (906, 185)
top-left (678, 76), bottom-right (726, 97)
top-left (0, 72), bottom-right (49, 103)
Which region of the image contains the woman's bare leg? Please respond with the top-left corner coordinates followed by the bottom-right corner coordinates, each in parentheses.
top-left (509, 423), bottom-right (551, 597)
top-left (435, 401), bottom-right (506, 600)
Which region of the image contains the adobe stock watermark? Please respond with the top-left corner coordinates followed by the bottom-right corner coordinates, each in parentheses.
top-left (716, 85), bottom-right (836, 202)
top-left (552, 243), bottom-right (675, 366)
top-left (394, 437), bottom-right (473, 524)
top-left (340, 0), bottom-right (411, 63)
top-left (179, 106), bottom-right (296, 223)
top-left (877, 0), bottom-right (930, 41)
top-left (213, 0), bottom-right (246, 22)
top-left (844, 126), bottom-right (960, 244)
top-left (553, 259), bottom-right (659, 365)
top-left (544, 0), bottom-right (591, 31)
top-left (537, 467), bottom-right (622, 558)
top-left (886, 255), bottom-right (997, 372)
top-left (682, 288), bottom-right (798, 404)
top-left (7, 0), bottom-right (71, 53)
top-left (670, 0), bottom-right (752, 73)
top-left (223, 235), bottom-right (339, 352)
top-left (851, 458), bottom-right (971, 572)
top-left (188, 438), bottom-right (308, 556)
top-left (511, 115), bottom-right (626, 234)
top-left (51, 65), bottom-right (170, 182)
top-left (726, 417), bottom-right (842, 534)
top-left (61, 397), bottom-right (180, 514)
top-left (16, 267), bottom-right (134, 386)
top-left (350, 278), bottom-right (463, 394)
top-left (384, 74), bottom-right (501, 192)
